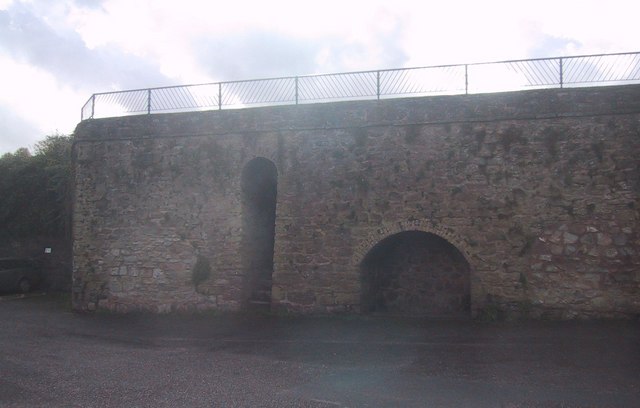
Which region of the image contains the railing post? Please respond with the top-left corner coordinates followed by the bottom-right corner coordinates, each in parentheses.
top-left (218, 82), bottom-right (222, 110)
top-left (295, 76), bottom-right (299, 105)
top-left (465, 64), bottom-right (469, 95)
top-left (91, 94), bottom-right (95, 119)
top-left (147, 89), bottom-right (151, 114)
top-left (376, 71), bottom-right (381, 100)
top-left (559, 58), bottom-right (564, 88)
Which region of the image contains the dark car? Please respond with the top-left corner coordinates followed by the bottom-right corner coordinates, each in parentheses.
top-left (0, 258), bottom-right (41, 294)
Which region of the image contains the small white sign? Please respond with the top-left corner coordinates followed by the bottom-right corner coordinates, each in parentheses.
top-left (44, 248), bottom-right (52, 254)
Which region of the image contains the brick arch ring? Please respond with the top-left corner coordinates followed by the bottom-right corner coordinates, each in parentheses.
top-left (351, 219), bottom-right (476, 267)
top-left (241, 147), bottom-right (281, 173)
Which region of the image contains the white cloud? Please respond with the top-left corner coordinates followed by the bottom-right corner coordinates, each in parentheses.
top-left (67, 0), bottom-right (411, 77)
top-left (0, 105), bottom-right (41, 154)
top-left (0, 55), bottom-right (84, 137)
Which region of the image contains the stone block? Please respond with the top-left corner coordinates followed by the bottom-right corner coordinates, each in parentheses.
top-left (605, 248), bottom-right (618, 258)
top-left (550, 245), bottom-right (563, 255)
top-left (563, 232), bottom-right (579, 244)
top-left (613, 234), bottom-right (628, 246)
top-left (597, 233), bottom-right (613, 246)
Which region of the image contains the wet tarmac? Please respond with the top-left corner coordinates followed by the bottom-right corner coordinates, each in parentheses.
top-left (1, 294), bottom-right (638, 407)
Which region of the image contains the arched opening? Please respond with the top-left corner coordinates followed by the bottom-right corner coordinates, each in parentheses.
top-left (241, 157), bottom-right (277, 310)
top-left (360, 231), bottom-right (470, 317)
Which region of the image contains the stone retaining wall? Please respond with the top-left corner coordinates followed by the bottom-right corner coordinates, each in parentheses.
top-left (72, 85), bottom-right (640, 318)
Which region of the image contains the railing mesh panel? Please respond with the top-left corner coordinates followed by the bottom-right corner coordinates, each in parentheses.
top-left (468, 58), bottom-right (561, 93)
top-left (221, 78), bottom-right (295, 108)
top-left (81, 98), bottom-right (93, 121)
top-left (380, 65), bottom-right (466, 96)
top-left (92, 90), bottom-right (147, 119)
top-left (151, 84), bottom-right (219, 112)
top-left (563, 53), bottom-right (640, 85)
top-left (298, 71), bottom-right (377, 101)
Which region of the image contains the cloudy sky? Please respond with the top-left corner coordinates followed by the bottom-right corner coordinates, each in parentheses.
top-left (0, 0), bottom-right (637, 154)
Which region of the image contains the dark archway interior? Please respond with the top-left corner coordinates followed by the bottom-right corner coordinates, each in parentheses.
top-left (361, 231), bottom-right (470, 317)
top-left (241, 158), bottom-right (277, 308)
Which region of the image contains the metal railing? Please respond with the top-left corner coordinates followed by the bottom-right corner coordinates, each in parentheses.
top-left (81, 51), bottom-right (640, 121)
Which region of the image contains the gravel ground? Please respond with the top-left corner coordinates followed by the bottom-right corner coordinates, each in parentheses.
top-left (0, 293), bottom-right (639, 407)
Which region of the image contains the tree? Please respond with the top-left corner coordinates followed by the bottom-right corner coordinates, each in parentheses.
top-left (33, 134), bottom-right (73, 238)
top-left (0, 134), bottom-right (73, 240)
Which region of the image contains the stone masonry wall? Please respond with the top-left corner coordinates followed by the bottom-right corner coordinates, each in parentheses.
top-left (72, 85), bottom-right (640, 318)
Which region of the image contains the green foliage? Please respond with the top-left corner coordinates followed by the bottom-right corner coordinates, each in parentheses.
top-left (477, 303), bottom-right (501, 322)
top-left (192, 255), bottom-right (212, 289)
top-left (0, 134), bottom-right (72, 240)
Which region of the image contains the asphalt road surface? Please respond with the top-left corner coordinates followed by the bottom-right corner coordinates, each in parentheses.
top-left (1, 294), bottom-right (638, 407)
